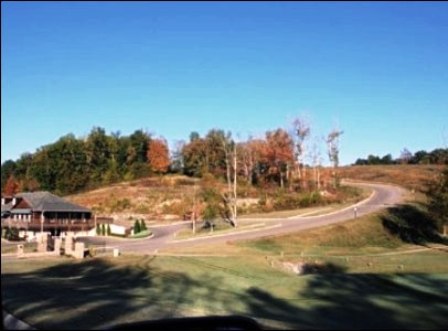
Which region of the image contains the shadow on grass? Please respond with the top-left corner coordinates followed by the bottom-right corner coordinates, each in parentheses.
top-left (1, 256), bottom-right (222, 330)
top-left (381, 204), bottom-right (448, 246)
top-left (2, 258), bottom-right (448, 330)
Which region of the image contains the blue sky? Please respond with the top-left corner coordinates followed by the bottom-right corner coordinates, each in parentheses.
top-left (2, 1), bottom-right (447, 165)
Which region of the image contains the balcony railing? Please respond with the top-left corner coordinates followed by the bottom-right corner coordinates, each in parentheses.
top-left (1, 218), bottom-right (95, 231)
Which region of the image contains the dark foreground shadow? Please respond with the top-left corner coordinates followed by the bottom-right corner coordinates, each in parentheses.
top-left (381, 204), bottom-right (448, 245)
top-left (2, 258), bottom-right (448, 330)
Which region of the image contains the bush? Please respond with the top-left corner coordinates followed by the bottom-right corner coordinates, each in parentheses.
top-left (101, 224), bottom-right (106, 236)
top-left (96, 224), bottom-right (101, 235)
top-left (175, 177), bottom-right (196, 186)
top-left (107, 224), bottom-right (111, 236)
top-left (299, 191), bottom-right (323, 208)
top-left (202, 204), bottom-right (219, 229)
top-left (2, 228), bottom-right (20, 241)
top-left (273, 194), bottom-right (301, 210)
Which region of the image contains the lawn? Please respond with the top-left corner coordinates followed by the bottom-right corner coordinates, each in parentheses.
top-left (2, 255), bottom-right (448, 330)
top-left (3, 192), bottom-right (448, 329)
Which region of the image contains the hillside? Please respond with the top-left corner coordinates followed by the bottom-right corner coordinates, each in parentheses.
top-left (65, 165), bottom-right (444, 221)
top-left (66, 175), bottom-right (202, 220)
top-left (339, 164), bottom-right (443, 192)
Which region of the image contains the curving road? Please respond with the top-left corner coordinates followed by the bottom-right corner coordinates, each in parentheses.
top-left (78, 182), bottom-right (406, 254)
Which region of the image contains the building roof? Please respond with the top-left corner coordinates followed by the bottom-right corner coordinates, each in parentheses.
top-left (1, 202), bottom-right (12, 213)
top-left (15, 192), bottom-right (91, 213)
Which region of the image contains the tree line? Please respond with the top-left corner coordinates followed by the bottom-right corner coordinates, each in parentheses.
top-left (353, 148), bottom-right (448, 166)
top-left (1, 127), bottom-right (171, 196)
top-left (2, 118), bottom-right (344, 197)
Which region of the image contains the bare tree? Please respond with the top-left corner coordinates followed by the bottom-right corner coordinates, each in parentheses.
top-left (222, 132), bottom-right (238, 227)
top-left (326, 128), bottom-right (344, 188)
top-left (238, 140), bottom-right (254, 185)
top-left (292, 117), bottom-right (311, 185)
top-left (308, 136), bottom-right (323, 190)
top-left (399, 148), bottom-right (413, 164)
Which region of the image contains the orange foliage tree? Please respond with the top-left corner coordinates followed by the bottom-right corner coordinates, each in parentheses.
top-left (4, 175), bottom-right (20, 195)
top-left (264, 129), bottom-right (295, 188)
top-left (147, 138), bottom-right (170, 174)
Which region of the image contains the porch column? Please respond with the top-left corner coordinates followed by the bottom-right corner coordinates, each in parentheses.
top-left (40, 211), bottom-right (44, 240)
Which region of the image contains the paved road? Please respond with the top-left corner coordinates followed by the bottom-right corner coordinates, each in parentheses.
top-left (78, 182), bottom-right (406, 254)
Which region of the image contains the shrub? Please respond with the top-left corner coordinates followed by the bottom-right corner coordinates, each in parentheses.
top-left (106, 224), bottom-right (111, 236)
top-left (175, 177), bottom-right (196, 186)
top-left (202, 204), bottom-right (218, 229)
top-left (101, 224), bottom-right (106, 236)
top-left (299, 191), bottom-right (323, 208)
top-left (96, 224), bottom-right (101, 235)
top-left (273, 194), bottom-right (301, 210)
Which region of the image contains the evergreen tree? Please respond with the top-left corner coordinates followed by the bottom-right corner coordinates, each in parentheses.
top-left (134, 219), bottom-right (141, 234)
top-left (140, 219), bottom-right (147, 231)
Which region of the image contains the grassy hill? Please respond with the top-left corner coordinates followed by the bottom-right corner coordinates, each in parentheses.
top-left (66, 175), bottom-right (202, 219)
top-left (339, 164), bottom-right (443, 192)
top-left (65, 165), bottom-right (444, 221)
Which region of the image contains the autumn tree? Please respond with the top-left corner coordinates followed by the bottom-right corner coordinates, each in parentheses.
top-left (264, 129), bottom-right (295, 188)
top-left (1, 160), bottom-right (16, 192)
top-left (148, 138), bottom-right (170, 174)
top-left (326, 128), bottom-right (344, 188)
top-left (4, 175), bottom-right (20, 195)
top-left (237, 137), bottom-right (268, 186)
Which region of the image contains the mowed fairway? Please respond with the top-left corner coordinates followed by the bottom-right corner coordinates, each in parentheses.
top-left (2, 199), bottom-right (448, 329)
top-left (2, 250), bottom-right (448, 329)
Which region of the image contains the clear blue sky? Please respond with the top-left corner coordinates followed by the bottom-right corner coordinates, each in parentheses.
top-left (2, 1), bottom-right (447, 165)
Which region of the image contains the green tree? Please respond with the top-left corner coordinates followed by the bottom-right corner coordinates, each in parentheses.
top-left (86, 127), bottom-right (111, 186)
top-left (101, 224), bottom-right (106, 236)
top-left (107, 224), bottom-right (111, 236)
top-left (134, 219), bottom-right (141, 234)
top-left (140, 219), bottom-right (147, 231)
top-left (202, 204), bottom-right (218, 231)
top-left (96, 224), bottom-right (101, 235)
top-left (182, 136), bottom-right (208, 177)
top-left (129, 130), bottom-right (151, 164)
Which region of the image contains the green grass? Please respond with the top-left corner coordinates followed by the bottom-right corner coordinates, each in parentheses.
top-left (2, 255), bottom-right (448, 330)
top-left (241, 212), bottom-right (404, 254)
top-left (174, 222), bottom-right (267, 240)
top-left (129, 230), bottom-right (152, 239)
top-left (3, 191), bottom-right (448, 329)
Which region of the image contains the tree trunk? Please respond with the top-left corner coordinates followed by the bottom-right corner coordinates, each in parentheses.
top-left (317, 166), bottom-right (321, 190)
top-left (233, 144), bottom-right (238, 228)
